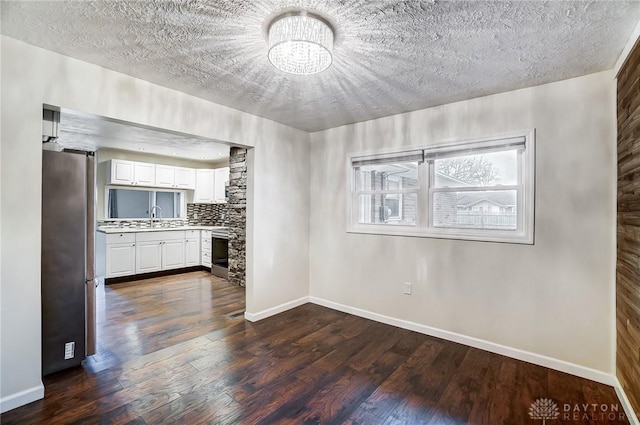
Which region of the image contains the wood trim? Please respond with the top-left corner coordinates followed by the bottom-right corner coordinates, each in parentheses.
top-left (617, 33), bottom-right (640, 422)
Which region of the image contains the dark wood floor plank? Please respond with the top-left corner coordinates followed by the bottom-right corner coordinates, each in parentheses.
top-left (1, 271), bottom-right (630, 425)
top-left (433, 347), bottom-right (495, 422)
top-left (467, 357), bottom-right (518, 425)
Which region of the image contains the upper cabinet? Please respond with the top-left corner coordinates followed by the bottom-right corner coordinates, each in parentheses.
top-left (134, 162), bottom-right (156, 186)
top-left (108, 159), bottom-right (135, 185)
top-left (105, 160), bottom-right (219, 201)
top-left (194, 169), bottom-right (214, 203)
top-left (155, 165), bottom-right (175, 188)
top-left (106, 160), bottom-right (196, 190)
top-left (194, 167), bottom-right (228, 204)
top-left (107, 159), bottom-right (155, 186)
top-left (175, 167), bottom-right (196, 189)
top-left (156, 165), bottom-right (196, 189)
top-left (214, 167), bottom-right (229, 203)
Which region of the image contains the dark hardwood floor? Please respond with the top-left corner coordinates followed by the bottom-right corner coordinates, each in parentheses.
top-left (2, 271), bottom-right (630, 424)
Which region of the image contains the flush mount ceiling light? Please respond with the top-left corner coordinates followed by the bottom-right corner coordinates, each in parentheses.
top-left (268, 12), bottom-right (334, 75)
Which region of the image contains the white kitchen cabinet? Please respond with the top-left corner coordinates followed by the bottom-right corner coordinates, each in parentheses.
top-left (100, 229), bottom-right (200, 279)
top-left (213, 167), bottom-right (229, 203)
top-left (107, 160), bottom-right (156, 186)
top-left (106, 243), bottom-right (136, 277)
top-left (185, 230), bottom-right (201, 266)
top-left (134, 162), bottom-right (156, 186)
top-left (106, 242), bottom-right (136, 278)
top-left (105, 233), bottom-right (136, 278)
top-left (175, 167), bottom-right (196, 189)
top-left (155, 165), bottom-right (176, 188)
top-left (162, 239), bottom-right (186, 270)
top-left (135, 240), bottom-right (163, 274)
top-left (108, 159), bottom-right (135, 185)
top-left (201, 230), bottom-right (212, 267)
top-left (194, 169), bottom-right (214, 203)
top-left (135, 231), bottom-right (186, 272)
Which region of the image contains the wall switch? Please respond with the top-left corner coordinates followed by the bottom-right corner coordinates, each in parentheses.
top-left (64, 342), bottom-right (75, 360)
top-left (404, 282), bottom-right (412, 295)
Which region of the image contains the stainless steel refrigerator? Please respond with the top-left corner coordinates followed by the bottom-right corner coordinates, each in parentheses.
top-left (41, 149), bottom-right (97, 376)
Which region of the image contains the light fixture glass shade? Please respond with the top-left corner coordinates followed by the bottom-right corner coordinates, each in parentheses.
top-left (268, 13), bottom-right (334, 75)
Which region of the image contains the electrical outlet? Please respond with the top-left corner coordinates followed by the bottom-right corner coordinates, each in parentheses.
top-left (404, 282), bottom-right (412, 295)
top-left (64, 342), bottom-right (75, 360)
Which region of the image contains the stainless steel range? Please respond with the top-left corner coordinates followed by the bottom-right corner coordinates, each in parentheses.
top-left (211, 230), bottom-right (228, 279)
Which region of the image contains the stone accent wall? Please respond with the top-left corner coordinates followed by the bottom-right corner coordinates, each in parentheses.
top-left (228, 147), bottom-right (247, 287)
top-left (187, 203), bottom-right (228, 226)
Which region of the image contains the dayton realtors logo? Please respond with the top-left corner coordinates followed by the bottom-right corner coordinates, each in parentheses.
top-left (529, 398), bottom-right (626, 423)
top-left (529, 398), bottom-right (560, 424)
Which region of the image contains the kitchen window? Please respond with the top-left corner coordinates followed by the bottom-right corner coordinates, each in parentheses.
top-left (348, 130), bottom-right (535, 244)
top-left (106, 187), bottom-right (185, 219)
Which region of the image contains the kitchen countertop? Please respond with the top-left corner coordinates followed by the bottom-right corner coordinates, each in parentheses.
top-left (97, 225), bottom-right (228, 235)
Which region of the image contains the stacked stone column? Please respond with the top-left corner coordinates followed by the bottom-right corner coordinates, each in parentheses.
top-left (228, 147), bottom-right (247, 287)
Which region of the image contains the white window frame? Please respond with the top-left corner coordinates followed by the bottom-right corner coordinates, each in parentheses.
top-left (385, 176), bottom-right (403, 221)
top-left (347, 130), bottom-right (535, 244)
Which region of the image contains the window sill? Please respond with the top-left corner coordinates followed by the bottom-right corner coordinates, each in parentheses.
top-left (346, 225), bottom-right (534, 245)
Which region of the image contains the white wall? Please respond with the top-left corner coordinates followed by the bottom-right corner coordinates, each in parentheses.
top-left (309, 71), bottom-right (617, 373)
top-left (245, 127), bottom-right (311, 315)
top-left (0, 36), bottom-right (310, 411)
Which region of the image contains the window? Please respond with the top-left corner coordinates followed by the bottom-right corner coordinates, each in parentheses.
top-left (348, 131), bottom-right (535, 244)
top-left (107, 187), bottom-right (185, 219)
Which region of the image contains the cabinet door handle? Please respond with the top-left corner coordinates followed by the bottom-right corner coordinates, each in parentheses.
top-left (132, 243), bottom-right (135, 247)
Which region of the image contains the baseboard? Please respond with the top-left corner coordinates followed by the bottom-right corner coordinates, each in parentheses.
top-left (0, 383), bottom-right (44, 414)
top-left (308, 296), bottom-right (617, 386)
top-left (614, 378), bottom-right (640, 425)
top-left (244, 296), bottom-right (310, 322)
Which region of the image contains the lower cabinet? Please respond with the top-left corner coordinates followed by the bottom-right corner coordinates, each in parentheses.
top-left (106, 242), bottom-right (136, 277)
top-left (162, 239), bottom-right (186, 270)
top-left (201, 230), bottom-right (212, 267)
top-left (135, 241), bottom-right (162, 274)
top-left (103, 230), bottom-right (198, 278)
top-left (185, 231), bottom-right (201, 267)
top-left (105, 233), bottom-right (136, 278)
top-left (136, 231), bottom-right (186, 273)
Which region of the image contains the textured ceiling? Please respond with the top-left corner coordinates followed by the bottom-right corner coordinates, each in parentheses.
top-left (2, 1), bottom-right (640, 132)
top-left (58, 109), bottom-right (230, 161)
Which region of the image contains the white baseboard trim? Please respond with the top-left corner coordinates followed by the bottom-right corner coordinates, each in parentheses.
top-left (614, 378), bottom-right (640, 425)
top-left (308, 296), bottom-right (617, 386)
top-left (0, 383), bottom-right (44, 414)
top-left (244, 296), bottom-right (310, 322)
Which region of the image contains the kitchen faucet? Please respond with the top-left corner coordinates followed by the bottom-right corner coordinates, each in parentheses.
top-left (150, 205), bottom-right (163, 227)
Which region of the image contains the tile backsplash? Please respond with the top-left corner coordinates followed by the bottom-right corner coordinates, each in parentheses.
top-left (187, 203), bottom-right (228, 226)
top-left (97, 219), bottom-right (189, 228)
